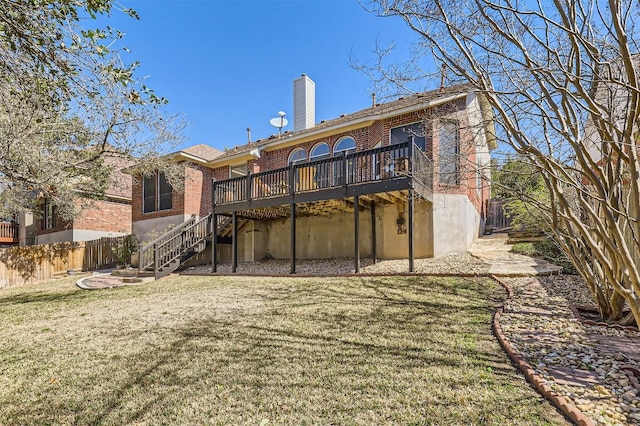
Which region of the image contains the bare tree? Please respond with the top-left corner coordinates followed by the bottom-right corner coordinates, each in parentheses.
top-left (362, 0), bottom-right (640, 325)
top-left (0, 0), bottom-right (185, 221)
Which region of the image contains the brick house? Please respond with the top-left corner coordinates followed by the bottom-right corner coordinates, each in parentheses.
top-left (132, 76), bottom-right (495, 275)
top-left (35, 155), bottom-right (134, 244)
top-left (131, 144), bottom-right (223, 240)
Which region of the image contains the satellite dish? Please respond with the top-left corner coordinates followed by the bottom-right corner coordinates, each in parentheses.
top-left (269, 111), bottom-right (288, 137)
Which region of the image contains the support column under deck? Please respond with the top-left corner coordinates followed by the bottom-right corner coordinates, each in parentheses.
top-left (354, 196), bottom-right (360, 273)
top-left (290, 203), bottom-right (296, 274)
top-left (232, 211), bottom-right (238, 273)
top-left (408, 189), bottom-right (415, 272)
top-left (370, 200), bottom-right (377, 264)
top-left (212, 213), bottom-right (218, 273)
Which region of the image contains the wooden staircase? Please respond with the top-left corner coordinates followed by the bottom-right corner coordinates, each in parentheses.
top-left (138, 214), bottom-right (210, 279)
top-left (137, 214), bottom-right (249, 279)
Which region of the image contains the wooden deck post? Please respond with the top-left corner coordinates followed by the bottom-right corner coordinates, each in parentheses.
top-left (371, 200), bottom-right (377, 264)
top-left (211, 178), bottom-right (217, 273)
top-left (290, 203), bottom-right (296, 274)
top-left (212, 214), bottom-right (218, 273)
top-left (408, 190), bottom-right (415, 272)
top-left (138, 242), bottom-right (144, 274)
top-left (354, 196), bottom-right (360, 273)
top-left (232, 211), bottom-right (238, 273)
top-left (153, 243), bottom-right (159, 279)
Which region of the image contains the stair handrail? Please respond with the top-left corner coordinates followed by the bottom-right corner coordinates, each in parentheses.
top-left (138, 215), bottom-right (198, 273)
top-left (155, 214), bottom-right (212, 277)
top-left (411, 142), bottom-right (433, 190)
top-left (215, 215), bottom-right (233, 235)
top-left (141, 214), bottom-right (213, 278)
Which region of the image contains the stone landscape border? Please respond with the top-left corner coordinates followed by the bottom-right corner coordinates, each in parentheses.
top-left (491, 275), bottom-right (594, 426)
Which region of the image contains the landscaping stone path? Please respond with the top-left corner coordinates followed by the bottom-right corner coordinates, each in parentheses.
top-left (469, 233), bottom-right (563, 276)
top-left (496, 275), bottom-right (640, 426)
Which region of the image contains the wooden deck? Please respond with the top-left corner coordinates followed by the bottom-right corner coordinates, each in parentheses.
top-left (212, 141), bottom-right (433, 216)
top-left (210, 142), bottom-right (434, 274)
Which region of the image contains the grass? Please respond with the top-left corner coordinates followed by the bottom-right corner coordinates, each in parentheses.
top-left (0, 275), bottom-right (567, 425)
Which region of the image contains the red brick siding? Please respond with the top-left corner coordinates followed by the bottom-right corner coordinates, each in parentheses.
top-left (369, 120), bottom-right (384, 147)
top-left (131, 165), bottom-right (214, 221)
top-left (36, 198), bottom-right (132, 235)
top-left (184, 166), bottom-right (203, 216)
top-left (199, 167), bottom-right (213, 216)
top-left (184, 164), bottom-right (213, 217)
top-left (73, 199), bottom-right (132, 233)
top-left (132, 171), bottom-right (185, 222)
top-left (266, 140), bottom-right (316, 170)
top-left (212, 166), bottom-right (230, 182)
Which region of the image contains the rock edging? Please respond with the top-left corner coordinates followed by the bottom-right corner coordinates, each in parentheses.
top-left (491, 275), bottom-right (595, 426)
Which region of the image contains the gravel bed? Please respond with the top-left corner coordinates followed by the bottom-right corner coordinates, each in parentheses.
top-left (499, 275), bottom-right (640, 426)
top-left (180, 252), bottom-right (489, 276)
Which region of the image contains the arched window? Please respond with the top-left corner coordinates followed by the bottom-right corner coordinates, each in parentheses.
top-left (310, 142), bottom-right (330, 159)
top-left (333, 137), bottom-right (356, 154)
top-left (288, 148), bottom-right (307, 164)
top-left (308, 143), bottom-right (330, 188)
top-left (333, 137), bottom-right (357, 185)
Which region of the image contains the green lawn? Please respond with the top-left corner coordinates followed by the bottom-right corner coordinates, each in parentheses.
top-left (0, 275), bottom-right (567, 425)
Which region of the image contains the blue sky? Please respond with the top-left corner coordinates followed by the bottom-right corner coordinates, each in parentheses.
top-left (103, 0), bottom-right (432, 152)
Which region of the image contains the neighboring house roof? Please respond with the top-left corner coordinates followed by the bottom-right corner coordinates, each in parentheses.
top-left (178, 144), bottom-right (224, 162)
top-left (210, 83), bottom-right (475, 163)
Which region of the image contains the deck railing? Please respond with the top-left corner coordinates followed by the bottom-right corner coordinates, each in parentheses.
top-left (214, 141), bottom-right (432, 205)
top-left (0, 222), bottom-right (18, 243)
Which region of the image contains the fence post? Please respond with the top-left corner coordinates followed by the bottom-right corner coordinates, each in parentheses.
top-left (342, 151), bottom-right (348, 188)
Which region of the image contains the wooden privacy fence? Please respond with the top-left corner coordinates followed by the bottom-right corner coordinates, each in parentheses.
top-left (486, 198), bottom-right (513, 230)
top-left (0, 236), bottom-right (128, 288)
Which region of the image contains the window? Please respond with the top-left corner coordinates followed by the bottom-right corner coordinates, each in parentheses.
top-left (288, 148), bottom-right (307, 164)
top-left (310, 143), bottom-right (331, 188)
top-left (143, 174), bottom-right (156, 213)
top-left (310, 143), bottom-right (330, 159)
top-left (143, 172), bottom-right (173, 213)
top-left (159, 173), bottom-right (173, 210)
top-left (391, 122), bottom-right (430, 153)
top-left (333, 137), bottom-right (356, 185)
top-left (333, 137), bottom-right (356, 154)
top-left (42, 199), bottom-right (55, 230)
top-left (439, 120), bottom-right (460, 185)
